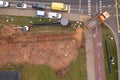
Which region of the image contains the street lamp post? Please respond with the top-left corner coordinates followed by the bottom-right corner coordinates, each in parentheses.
top-left (79, 0), bottom-right (81, 14)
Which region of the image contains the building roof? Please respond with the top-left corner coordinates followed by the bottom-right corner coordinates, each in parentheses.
top-left (0, 70), bottom-right (20, 80)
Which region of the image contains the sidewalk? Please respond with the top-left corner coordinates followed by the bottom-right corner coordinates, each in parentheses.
top-left (85, 31), bottom-right (96, 80)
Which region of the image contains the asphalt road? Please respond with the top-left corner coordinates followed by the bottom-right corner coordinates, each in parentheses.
top-left (7, 0), bottom-right (80, 13)
top-left (80, 0), bottom-right (116, 16)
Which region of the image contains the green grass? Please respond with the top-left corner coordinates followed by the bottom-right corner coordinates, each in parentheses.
top-left (0, 48), bottom-right (87, 80)
top-left (0, 15), bottom-right (59, 26)
top-left (102, 24), bottom-right (118, 80)
top-left (0, 15), bottom-right (78, 33)
top-left (31, 26), bottom-right (74, 33)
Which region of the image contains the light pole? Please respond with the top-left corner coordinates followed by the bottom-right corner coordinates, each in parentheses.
top-left (79, 0), bottom-right (81, 14)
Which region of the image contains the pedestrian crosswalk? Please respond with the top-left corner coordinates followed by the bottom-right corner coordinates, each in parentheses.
top-left (88, 0), bottom-right (91, 16)
top-left (88, 0), bottom-right (103, 16)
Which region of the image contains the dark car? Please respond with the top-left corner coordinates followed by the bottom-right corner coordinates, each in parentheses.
top-left (32, 2), bottom-right (45, 10)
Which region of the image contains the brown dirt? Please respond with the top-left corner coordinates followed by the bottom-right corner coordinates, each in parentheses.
top-left (73, 28), bottom-right (83, 45)
top-left (1, 26), bottom-right (15, 36)
top-left (0, 26), bottom-right (83, 70)
top-left (1, 26), bottom-right (23, 37)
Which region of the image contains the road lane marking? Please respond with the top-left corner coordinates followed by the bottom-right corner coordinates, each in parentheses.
top-left (99, 43), bottom-right (102, 46)
top-left (93, 34), bottom-right (96, 38)
top-left (98, 66), bottom-right (101, 70)
top-left (88, 0), bottom-right (91, 15)
top-left (98, 53), bottom-right (100, 58)
top-left (99, 0), bottom-right (102, 13)
top-left (46, 7), bottom-right (51, 9)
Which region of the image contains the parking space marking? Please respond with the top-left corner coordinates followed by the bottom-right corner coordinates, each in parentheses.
top-left (68, 5), bottom-right (71, 13)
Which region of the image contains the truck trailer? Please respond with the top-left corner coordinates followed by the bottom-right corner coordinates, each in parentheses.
top-left (85, 11), bottom-right (110, 30)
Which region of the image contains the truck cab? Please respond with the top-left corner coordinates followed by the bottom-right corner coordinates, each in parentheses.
top-left (85, 11), bottom-right (110, 30)
top-left (98, 12), bottom-right (110, 22)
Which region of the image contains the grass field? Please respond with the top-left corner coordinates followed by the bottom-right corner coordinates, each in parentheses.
top-left (102, 24), bottom-right (118, 80)
top-left (0, 15), bottom-right (59, 26)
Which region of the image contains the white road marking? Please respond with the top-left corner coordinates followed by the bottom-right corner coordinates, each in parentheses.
top-left (102, 6), bottom-right (107, 8)
top-left (98, 53), bottom-right (100, 58)
top-left (88, 0), bottom-right (91, 15)
top-left (108, 5), bottom-right (112, 7)
top-left (98, 66), bottom-right (101, 70)
top-left (46, 7), bottom-right (51, 9)
top-left (68, 5), bottom-right (71, 13)
top-left (99, 43), bottom-right (102, 46)
top-left (99, 0), bottom-right (102, 13)
top-left (93, 34), bottom-right (96, 38)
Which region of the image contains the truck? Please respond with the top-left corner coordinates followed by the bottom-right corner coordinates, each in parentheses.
top-left (51, 2), bottom-right (68, 11)
top-left (85, 11), bottom-right (110, 30)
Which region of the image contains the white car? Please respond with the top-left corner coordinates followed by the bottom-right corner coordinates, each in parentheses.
top-left (16, 3), bottom-right (27, 9)
top-left (36, 10), bottom-right (45, 17)
top-left (48, 12), bottom-right (61, 19)
top-left (0, 1), bottom-right (9, 7)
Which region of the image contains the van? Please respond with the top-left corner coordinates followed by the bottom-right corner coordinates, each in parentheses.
top-left (36, 10), bottom-right (45, 17)
top-left (48, 12), bottom-right (61, 19)
top-left (51, 2), bottom-right (68, 11)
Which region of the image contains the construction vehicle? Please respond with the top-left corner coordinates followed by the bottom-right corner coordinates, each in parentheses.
top-left (51, 2), bottom-right (68, 11)
top-left (13, 26), bottom-right (29, 32)
top-left (85, 11), bottom-right (110, 30)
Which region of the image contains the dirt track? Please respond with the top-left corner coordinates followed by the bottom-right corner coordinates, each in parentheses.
top-left (0, 26), bottom-right (83, 70)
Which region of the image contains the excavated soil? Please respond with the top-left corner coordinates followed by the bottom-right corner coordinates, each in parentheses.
top-left (0, 26), bottom-right (83, 70)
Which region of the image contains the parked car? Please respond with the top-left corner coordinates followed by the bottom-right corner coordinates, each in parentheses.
top-left (16, 3), bottom-right (27, 9)
top-left (36, 10), bottom-right (45, 17)
top-left (0, 1), bottom-right (9, 7)
top-left (32, 2), bottom-right (45, 10)
top-left (48, 12), bottom-right (61, 19)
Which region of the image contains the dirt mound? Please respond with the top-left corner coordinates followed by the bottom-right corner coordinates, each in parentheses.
top-left (72, 28), bottom-right (83, 45)
top-left (1, 26), bottom-right (15, 36)
top-left (0, 38), bottom-right (78, 70)
top-left (1, 26), bottom-right (23, 37)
